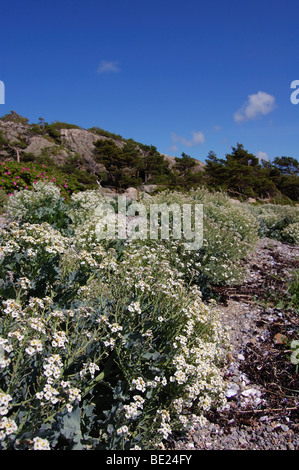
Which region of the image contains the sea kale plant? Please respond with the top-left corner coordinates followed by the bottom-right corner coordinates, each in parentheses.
top-left (146, 188), bottom-right (259, 296)
top-left (0, 185), bottom-right (230, 450)
top-left (5, 183), bottom-right (290, 450)
top-left (249, 203), bottom-right (299, 244)
top-left (4, 181), bottom-right (72, 231)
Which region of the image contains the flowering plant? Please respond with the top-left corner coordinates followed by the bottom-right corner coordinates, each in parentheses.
top-left (0, 162), bottom-right (73, 198)
top-left (0, 214), bottom-right (229, 450)
top-left (5, 181), bottom-right (72, 230)
top-left (250, 204), bottom-right (299, 244)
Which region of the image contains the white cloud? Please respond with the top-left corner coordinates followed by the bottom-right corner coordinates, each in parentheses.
top-left (97, 60), bottom-right (121, 74)
top-left (234, 91), bottom-right (276, 123)
top-left (191, 131), bottom-right (206, 145)
top-left (256, 151), bottom-right (269, 162)
top-left (171, 130), bottom-right (205, 148)
top-left (169, 144), bottom-right (179, 153)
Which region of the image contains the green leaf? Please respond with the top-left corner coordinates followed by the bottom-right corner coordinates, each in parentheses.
top-left (56, 404), bottom-right (83, 450)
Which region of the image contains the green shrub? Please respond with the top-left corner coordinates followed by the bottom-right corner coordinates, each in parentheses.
top-left (0, 131), bottom-right (8, 149)
top-left (0, 162), bottom-right (74, 197)
top-left (0, 189), bottom-right (8, 208)
top-left (43, 122), bottom-right (81, 145)
top-left (0, 111), bottom-right (29, 125)
top-left (282, 222), bottom-right (299, 245)
top-left (250, 204), bottom-right (299, 244)
top-left (67, 187), bottom-right (260, 295)
top-left (0, 219), bottom-right (228, 450)
top-left (68, 190), bottom-right (113, 227)
top-left (147, 188), bottom-right (259, 294)
top-left (288, 274), bottom-right (299, 309)
top-left (4, 182), bottom-right (72, 230)
top-left (88, 127), bottom-right (124, 142)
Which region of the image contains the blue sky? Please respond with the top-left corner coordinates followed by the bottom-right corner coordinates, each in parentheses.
top-left (1, 0), bottom-right (299, 163)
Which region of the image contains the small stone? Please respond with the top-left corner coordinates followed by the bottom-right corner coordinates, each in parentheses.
top-left (260, 416), bottom-right (268, 422)
top-left (239, 437), bottom-right (247, 447)
top-left (241, 388), bottom-right (260, 397)
top-left (226, 384), bottom-right (240, 397)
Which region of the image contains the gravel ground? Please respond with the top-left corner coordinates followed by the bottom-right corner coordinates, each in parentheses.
top-left (169, 238), bottom-right (299, 451)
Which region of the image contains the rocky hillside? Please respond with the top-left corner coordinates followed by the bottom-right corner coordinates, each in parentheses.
top-left (0, 112), bottom-right (205, 192)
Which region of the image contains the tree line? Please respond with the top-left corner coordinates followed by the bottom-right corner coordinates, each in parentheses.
top-left (204, 143), bottom-right (299, 202)
top-left (0, 112), bottom-right (298, 202)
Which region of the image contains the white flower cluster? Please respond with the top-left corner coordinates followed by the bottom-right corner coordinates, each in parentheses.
top-left (36, 384), bottom-right (60, 405)
top-left (156, 409), bottom-right (172, 440)
top-left (0, 222), bottom-right (68, 258)
top-left (80, 362), bottom-right (100, 379)
top-left (5, 181), bottom-right (61, 221)
top-left (35, 353), bottom-right (82, 412)
top-left (116, 243), bottom-right (187, 302)
top-left (69, 189), bottom-right (111, 226)
top-left (25, 339), bottom-right (43, 356)
top-left (0, 417), bottom-right (18, 441)
top-left (116, 425), bottom-right (129, 435)
top-left (127, 301), bottom-right (141, 314)
top-left (18, 277), bottom-right (31, 291)
top-left (130, 377), bottom-right (147, 393)
top-left (123, 395), bottom-right (145, 420)
top-left (0, 393), bottom-right (12, 416)
top-left (0, 239), bottom-right (20, 259)
top-left (51, 331), bottom-right (68, 349)
top-left (2, 299), bottom-right (23, 319)
top-left (32, 437), bottom-right (51, 450)
top-left (282, 222), bottom-right (299, 244)
top-left (42, 354), bottom-right (63, 381)
top-left (250, 203), bottom-right (299, 242)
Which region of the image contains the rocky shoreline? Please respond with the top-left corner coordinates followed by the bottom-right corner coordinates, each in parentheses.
top-left (170, 238), bottom-right (299, 451)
